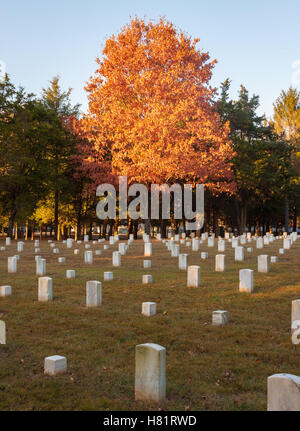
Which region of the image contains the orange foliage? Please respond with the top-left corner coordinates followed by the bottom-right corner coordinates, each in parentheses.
top-left (85, 17), bottom-right (235, 192)
top-left (63, 115), bottom-right (114, 190)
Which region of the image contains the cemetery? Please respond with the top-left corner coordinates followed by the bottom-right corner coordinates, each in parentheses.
top-left (1, 1), bottom-right (300, 415)
top-left (0, 231), bottom-right (299, 410)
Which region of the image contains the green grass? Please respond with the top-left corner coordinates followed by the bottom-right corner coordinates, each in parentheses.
top-left (0, 236), bottom-right (299, 410)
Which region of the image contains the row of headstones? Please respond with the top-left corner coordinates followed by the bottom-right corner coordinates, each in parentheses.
top-left (159, 233), bottom-right (294, 253)
top-left (1, 230), bottom-right (295, 251)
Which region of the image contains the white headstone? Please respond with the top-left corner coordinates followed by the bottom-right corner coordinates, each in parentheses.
top-left (0, 321), bottom-right (6, 344)
top-left (218, 240), bottom-right (225, 252)
top-left (235, 246), bottom-right (244, 261)
top-left (36, 258), bottom-right (46, 276)
top-left (8, 256), bottom-right (17, 273)
top-left (0, 286), bottom-right (12, 297)
top-left (104, 271), bottom-right (113, 281)
top-left (239, 269), bottom-right (253, 293)
top-left (119, 243), bottom-right (127, 255)
top-left (44, 355), bottom-right (67, 376)
top-left (178, 254), bottom-right (188, 270)
top-left (66, 270), bottom-right (75, 278)
top-left (192, 238), bottom-right (199, 251)
top-left (17, 242), bottom-right (24, 252)
top-left (212, 310), bottom-right (228, 326)
top-left (258, 255), bottom-right (269, 273)
top-left (86, 280), bottom-right (102, 307)
top-left (142, 302), bottom-right (156, 316)
top-left (84, 250), bottom-right (93, 264)
top-left (112, 251), bottom-right (121, 266)
top-left (215, 254), bottom-right (226, 272)
top-left (187, 265), bottom-right (200, 287)
top-left (38, 277), bottom-right (53, 302)
top-left (268, 373), bottom-right (300, 411)
top-left (256, 237), bottom-right (264, 249)
top-left (135, 343), bottom-right (166, 402)
top-left (144, 242), bottom-right (152, 257)
top-left (171, 244), bottom-right (179, 257)
top-left (142, 275), bottom-right (152, 284)
top-left (208, 237), bottom-right (215, 247)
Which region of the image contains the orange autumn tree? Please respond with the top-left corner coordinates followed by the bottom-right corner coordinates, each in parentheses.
top-left (85, 17), bottom-right (235, 234)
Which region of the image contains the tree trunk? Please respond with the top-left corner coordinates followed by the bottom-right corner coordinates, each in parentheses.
top-left (25, 220), bottom-right (29, 240)
top-left (89, 222), bottom-right (93, 240)
top-left (133, 220), bottom-right (138, 239)
top-left (293, 206), bottom-right (297, 232)
top-left (14, 222), bottom-right (18, 240)
top-left (127, 218), bottom-right (133, 240)
top-left (285, 197), bottom-right (289, 233)
top-left (8, 207), bottom-right (17, 239)
top-left (144, 219), bottom-right (151, 236)
top-left (54, 190), bottom-right (59, 240)
top-left (57, 223), bottom-right (61, 241)
top-left (160, 219), bottom-right (167, 239)
top-left (102, 219), bottom-right (108, 239)
top-left (236, 200), bottom-right (247, 235)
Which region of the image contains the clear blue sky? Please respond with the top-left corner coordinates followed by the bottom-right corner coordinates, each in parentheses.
top-left (1, 0), bottom-right (300, 118)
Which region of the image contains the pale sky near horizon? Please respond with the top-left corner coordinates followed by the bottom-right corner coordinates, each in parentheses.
top-left (1, 0), bottom-right (300, 119)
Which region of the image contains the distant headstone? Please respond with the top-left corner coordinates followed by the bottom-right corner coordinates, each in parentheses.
top-left (36, 258), bottom-right (46, 276)
top-left (84, 250), bottom-right (93, 264)
top-left (258, 255), bottom-right (270, 273)
top-left (215, 254), bottom-right (226, 272)
top-left (104, 271), bottom-right (113, 281)
top-left (44, 355), bottom-right (67, 376)
top-left (142, 275), bottom-right (152, 284)
top-left (187, 265), bottom-right (200, 287)
top-left (144, 242), bottom-right (152, 257)
top-left (66, 270), bottom-right (75, 278)
top-left (112, 251), bottom-right (121, 266)
top-left (0, 286), bottom-right (12, 297)
top-left (142, 302), bottom-right (156, 316)
top-left (8, 256), bottom-right (17, 273)
top-left (235, 246), bottom-right (244, 261)
top-left (178, 253), bottom-right (188, 270)
top-left (212, 310), bottom-right (228, 326)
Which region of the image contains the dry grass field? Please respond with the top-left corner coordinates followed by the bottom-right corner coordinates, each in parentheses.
top-left (0, 236), bottom-right (299, 410)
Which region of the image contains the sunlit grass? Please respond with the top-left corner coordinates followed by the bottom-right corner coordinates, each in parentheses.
top-left (0, 236), bottom-right (299, 410)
